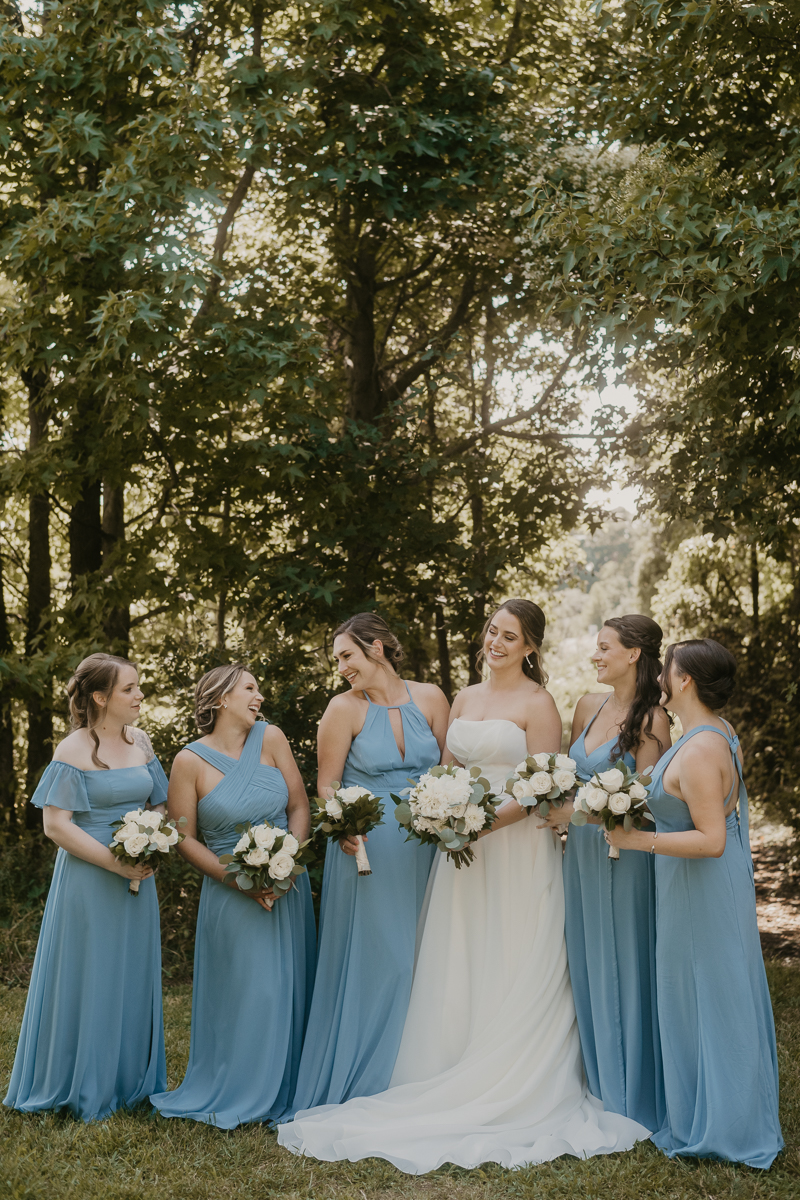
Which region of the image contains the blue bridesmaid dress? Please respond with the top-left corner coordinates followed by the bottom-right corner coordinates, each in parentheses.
top-left (287, 683), bottom-right (438, 1115)
top-left (150, 720), bottom-right (315, 1128)
top-left (563, 697), bottom-right (664, 1132)
top-left (4, 757), bottom-right (168, 1121)
top-left (647, 722), bottom-right (782, 1168)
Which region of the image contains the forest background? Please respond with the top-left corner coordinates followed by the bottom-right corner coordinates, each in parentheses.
top-left (2, 0), bottom-right (800, 981)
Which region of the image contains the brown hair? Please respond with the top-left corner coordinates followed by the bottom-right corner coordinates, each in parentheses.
top-left (194, 663), bottom-right (248, 733)
top-left (333, 613), bottom-right (404, 671)
top-left (602, 615), bottom-right (668, 757)
top-left (662, 639), bottom-right (737, 710)
top-left (67, 652), bottom-right (136, 769)
top-left (477, 599), bottom-right (548, 685)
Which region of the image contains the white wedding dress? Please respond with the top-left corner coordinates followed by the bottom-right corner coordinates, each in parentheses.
top-left (278, 718), bottom-right (650, 1173)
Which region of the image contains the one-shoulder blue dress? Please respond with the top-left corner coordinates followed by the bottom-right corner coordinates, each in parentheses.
top-left (4, 757), bottom-right (168, 1121)
top-left (286, 684), bottom-right (438, 1116)
top-left (150, 720), bottom-right (315, 1128)
top-left (563, 698), bottom-right (664, 1133)
top-left (647, 722), bottom-right (782, 1168)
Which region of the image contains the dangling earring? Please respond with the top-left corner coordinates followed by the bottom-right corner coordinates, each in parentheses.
top-left (524, 654), bottom-right (533, 668)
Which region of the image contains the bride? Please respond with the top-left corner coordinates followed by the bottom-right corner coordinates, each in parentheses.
top-left (278, 599), bottom-right (650, 1173)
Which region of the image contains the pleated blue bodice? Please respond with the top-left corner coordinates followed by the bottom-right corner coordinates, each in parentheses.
top-left (192, 728), bottom-right (290, 856)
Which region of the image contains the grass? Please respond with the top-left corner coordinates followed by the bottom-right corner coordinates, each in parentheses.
top-left (1, 963), bottom-right (799, 1200)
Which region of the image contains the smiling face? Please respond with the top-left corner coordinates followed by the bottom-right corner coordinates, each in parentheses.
top-left (95, 664), bottom-right (144, 727)
top-left (220, 671), bottom-right (264, 726)
top-left (483, 608), bottom-right (534, 675)
top-left (591, 625), bottom-right (640, 687)
top-left (333, 633), bottom-right (386, 692)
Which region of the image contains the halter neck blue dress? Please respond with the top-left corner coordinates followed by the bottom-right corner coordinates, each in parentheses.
top-left (647, 722), bottom-right (782, 1168)
top-left (563, 698), bottom-right (664, 1133)
top-left (4, 757), bottom-right (168, 1121)
top-left (286, 683), bottom-right (439, 1116)
top-left (150, 721), bottom-right (315, 1128)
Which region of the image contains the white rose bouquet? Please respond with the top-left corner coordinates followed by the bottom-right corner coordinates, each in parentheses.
top-left (505, 752), bottom-right (578, 820)
top-left (392, 764), bottom-right (498, 869)
top-left (108, 808), bottom-right (186, 895)
top-left (312, 784), bottom-right (384, 876)
top-left (218, 821), bottom-right (311, 899)
top-left (570, 761), bottom-right (654, 859)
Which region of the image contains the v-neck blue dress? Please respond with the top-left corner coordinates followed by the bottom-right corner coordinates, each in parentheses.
top-left (563, 698), bottom-right (664, 1133)
top-left (647, 722), bottom-right (782, 1168)
top-left (286, 684), bottom-right (439, 1116)
top-left (150, 721), bottom-right (315, 1128)
top-left (4, 757), bottom-right (168, 1121)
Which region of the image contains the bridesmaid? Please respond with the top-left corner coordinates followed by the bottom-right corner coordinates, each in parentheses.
top-left (606, 638), bottom-right (783, 1168)
top-left (288, 614), bottom-right (449, 1114)
top-left (150, 663), bottom-right (315, 1128)
top-left (4, 653), bottom-right (168, 1121)
top-left (544, 616), bottom-right (670, 1132)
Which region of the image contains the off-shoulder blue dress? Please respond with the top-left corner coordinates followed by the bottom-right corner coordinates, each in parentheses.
top-left (3, 756), bottom-right (168, 1121)
top-left (286, 684), bottom-right (438, 1116)
top-left (648, 722), bottom-right (782, 1168)
top-left (150, 721), bottom-right (315, 1128)
top-left (563, 698), bottom-right (664, 1133)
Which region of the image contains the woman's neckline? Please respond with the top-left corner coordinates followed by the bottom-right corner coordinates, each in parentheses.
top-left (55, 760), bottom-right (149, 774)
top-left (452, 716), bottom-right (526, 733)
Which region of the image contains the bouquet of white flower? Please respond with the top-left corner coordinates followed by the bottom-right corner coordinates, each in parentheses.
top-left (108, 808), bottom-right (186, 895)
top-left (392, 764), bottom-right (498, 869)
top-left (312, 784), bottom-right (384, 876)
top-left (219, 821), bottom-right (311, 899)
top-left (570, 762), bottom-right (654, 859)
top-left (505, 752), bottom-right (578, 819)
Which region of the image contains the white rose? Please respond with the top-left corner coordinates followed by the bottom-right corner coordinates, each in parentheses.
top-left (555, 754), bottom-right (577, 771)
top-left (338, 786), bottom-right (369, 804)
top-left (532, 752), bottom-right (552, 770)
top-left (114, 822), bottom-right (140, 843)
top-left (448, 803), bottom-right (468, 818)
top-left (325, 797), bottom-right (343, 819)
top-left (281, 833), bottom-right (299, 856)
top-left (462, 805), bottom-right (487, 833)
top-left (439, 774), bottom-right (472, 805)
top-left (629, 781), bottom-right (647, 800)
top-left (164, 826), bottom-right (179, 845)
top-left (233, 832), bottom-right (251, 854)
top-left (414, 816), bottom-right (445, 835)
top-left (453, 767), bottom-right (472, 781)
top-left (608, 792), bottom-right (631, 815)
top-left (268, 850), bottom-right (294, 880)
top-left (552, 769), bottom-right (576, 792)
top-left (253, 824), bottom-right (278, 849)
top-left (512, 778), bottom-right (536, 801)
top-left (123, 809), bottom-right (144, 824)
top-left (150, 830), bottom-right (171, 853)
top-left (122, 833), bottom-right (149, 857)
top-left (585, 786), bottom-right (609, 812)
top-left (529, 771), bottom-right (554, 796)
top-left (515, 760), bottom-right (530, 774)
top-left (244, 846), bottom-right (271, 866)
top-left (138, 809), bottom-right (162, 830)
top-left (598, 767), bottom-right (625, 792)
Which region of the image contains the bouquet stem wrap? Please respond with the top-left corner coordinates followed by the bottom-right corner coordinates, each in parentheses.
top-left (353, 834), bottom-right (372, 876)
top-left (312, 784), bottom-right (384, 877)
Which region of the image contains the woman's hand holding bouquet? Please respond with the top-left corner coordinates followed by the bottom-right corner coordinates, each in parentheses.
top-left (571, 762), bottom-right (654, 859)
top-left (312, 784), bottom-right (385, 876)
top-left (109, 808), bottom-right (186, 895)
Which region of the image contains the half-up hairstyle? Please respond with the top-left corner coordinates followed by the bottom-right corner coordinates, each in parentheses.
top-left (333, 613), bottom-right (404, 671)
top-left (662, 638), bottom-right (737, 710)
top-left (194, 663), bottom-right (248, 734)
top-left (67, 652), bottom-right (136, 769)
top-left (603, 615), bottom-right (668, 757)
top-left (478, 599), bottom-right (548, 685)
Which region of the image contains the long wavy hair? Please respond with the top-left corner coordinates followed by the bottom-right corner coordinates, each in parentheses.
top-left (477, 599), bottom-right (548, 685)
top-left (67, 653), bottom-right (136, 769)
top-left (603, 615), bottom-right (669, 758)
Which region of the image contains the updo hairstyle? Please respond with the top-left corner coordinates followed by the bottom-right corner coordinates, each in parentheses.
top-left (333, 613), bottom-right (404, 671)
top-left (194, 663), bottom-right (248, 733)
top-left (663, 638), bottom-right (737, 710)
top-left (478, 599), bottom-right (548, 685)
top-left (603, 615), bottom-right (668, 757)
top-left (67, 652), bottom-right (136, 769)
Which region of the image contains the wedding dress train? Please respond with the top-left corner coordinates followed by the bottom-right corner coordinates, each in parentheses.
top-left (278, 718), bottom-right (650, 1173)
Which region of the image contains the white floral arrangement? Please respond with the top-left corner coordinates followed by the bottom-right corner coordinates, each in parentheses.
top-left (312, 783), bottom-right (384, 876)
top-left (505, 752), bottom-right (578, 819)
top-left (108, 807), bottom-right (186, 895)
top-left (392, 764), bottom-right (498, 869)
top-left (570, 762), bottom-right (654, 859)
top-left (219, 821), bottom-right (310, 898)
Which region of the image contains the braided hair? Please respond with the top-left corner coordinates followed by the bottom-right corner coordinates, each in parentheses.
top-left (603, 615), bottom-right (668, 757)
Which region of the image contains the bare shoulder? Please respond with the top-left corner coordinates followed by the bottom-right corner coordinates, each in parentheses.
top-left (260, 722), bottom-right (289, 750)
top-left (450, 683), bottom-right (482, 715)
top-left (527, 684), bottom-right (560, 715)
top-left (171, 746), bottom-right (202, 777)
top-left (406, 680), bottom-right (448, 706)
top-left (51, 729), bottom-right (89, 766)
top-left (129, 726), bottom-right (154, 761)
top-left (678, 730), bottom-right (728, 771)
top-left (647, 705), bottom-right (671, 740)
top-left (325, 690), bottom-right (361, 715)
top-left (575, 691), bottom-right (607, 720)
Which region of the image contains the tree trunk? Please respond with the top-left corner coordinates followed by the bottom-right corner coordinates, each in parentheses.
top-left (0, 549), bottom-right (16, 828)
top-left (435, 601), bottom-right (453, 703)
top-left (750, 542), bottom-right (760, 634)
top-left (467, 488), bottom-right (486, 685)
top-left (345, 239), bottom-right (382, 421)
top-left (70, 477), bottom-right (102, 583)
top-left (102, 481), bottom-right (130, 647)
top-left (24, 380), bottom-right (52, 818)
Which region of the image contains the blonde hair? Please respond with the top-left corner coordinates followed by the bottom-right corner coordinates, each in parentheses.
top-left (67, 653), bottom-right (136, 769)
top-left (194, 663), bottom-right (248, 733)
top-left (333, 613), bottom-right (404, 671)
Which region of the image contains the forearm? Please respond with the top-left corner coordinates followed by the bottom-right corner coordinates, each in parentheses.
top-left (287, 801), bottom-right (311, 842)
top-left (619, 826), bottom-right (724, 859)
top-left (46, 822), bottom-right (122, 873)
top-left (178, 836), bottom-right (229, 884)
top-left (486, 797), bottom-right (531, 835)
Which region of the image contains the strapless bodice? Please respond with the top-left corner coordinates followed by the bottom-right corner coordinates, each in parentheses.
top-left (446, 718), bottom-right (528, 794)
